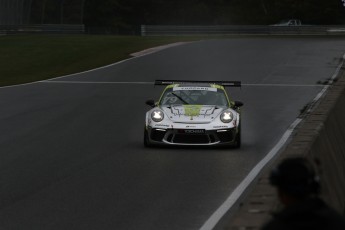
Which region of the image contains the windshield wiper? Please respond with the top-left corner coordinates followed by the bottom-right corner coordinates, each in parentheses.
top-left (172, 92), bottom-right (189, 105)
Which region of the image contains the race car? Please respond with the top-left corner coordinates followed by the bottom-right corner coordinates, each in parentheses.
top-left (144, 80), bottom-right (243, 147)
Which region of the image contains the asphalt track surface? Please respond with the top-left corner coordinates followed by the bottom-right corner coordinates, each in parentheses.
top-left (1, 37), bottom-right (345, 230)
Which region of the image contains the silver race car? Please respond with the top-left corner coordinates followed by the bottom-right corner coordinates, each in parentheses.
top-left (144, 80), bottom-right (243, 147)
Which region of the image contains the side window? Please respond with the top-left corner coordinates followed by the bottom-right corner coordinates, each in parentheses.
top-left (161, 91), bottom-right (178, 104)
top-left (219, 94), bottom-right (228, 106)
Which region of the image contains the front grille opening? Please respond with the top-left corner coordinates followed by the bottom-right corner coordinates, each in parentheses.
top-left (173, 134), bottom-right (209, 144)
top-left (151, 129), bottom-right (166, 141)
top-left (167, 134), bottom-right (174, 142)
top-left (217, 130), bottom-right (234, 142)
top-left (209, 134), bottom-right (216, 143)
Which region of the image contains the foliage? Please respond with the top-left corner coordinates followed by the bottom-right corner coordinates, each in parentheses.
top-left (83, 0), bottom-right (345, 27)
top-left (24, 0), bottom-right (345, 31)
top-left (29, 0), bottom-right (85, 24)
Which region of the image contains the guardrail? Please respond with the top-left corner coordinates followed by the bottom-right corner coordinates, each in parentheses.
top-left (0, 24), bottom-right (85, 34)
top-left (141, 25), bottom-right (345, 36)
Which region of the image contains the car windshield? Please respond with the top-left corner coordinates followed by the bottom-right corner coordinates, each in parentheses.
top-left (160, 87), bottom-right (229, 106)
top-left (279, 20), bottom-right (290, 24)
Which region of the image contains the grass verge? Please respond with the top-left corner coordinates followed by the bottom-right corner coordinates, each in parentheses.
top-left (0, 35), bottom-right (205, 87)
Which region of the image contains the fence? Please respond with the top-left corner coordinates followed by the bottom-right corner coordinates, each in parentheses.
top-left (141, 25), bottom-right (345, 36)
top-left (0, 24), bottom-right (85, 34)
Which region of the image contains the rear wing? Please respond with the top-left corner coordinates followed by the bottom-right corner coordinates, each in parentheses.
top-left (154, 80), bottom-right (241, 87)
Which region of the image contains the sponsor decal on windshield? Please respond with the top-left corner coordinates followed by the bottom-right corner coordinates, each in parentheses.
top-left (173, 87), bottom-right (217, 92)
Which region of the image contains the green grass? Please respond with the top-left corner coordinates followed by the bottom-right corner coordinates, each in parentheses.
top-left (0, 35), bottom-right (205, 87)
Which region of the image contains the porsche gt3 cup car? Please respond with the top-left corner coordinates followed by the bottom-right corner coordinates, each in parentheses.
top-left (144, 80), bottom-right (243, 147)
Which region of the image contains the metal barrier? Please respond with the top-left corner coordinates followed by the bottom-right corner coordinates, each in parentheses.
top-left (0, 24), bottom-right (85, 34)
top-left (141, 25), bottom-right (345, 36)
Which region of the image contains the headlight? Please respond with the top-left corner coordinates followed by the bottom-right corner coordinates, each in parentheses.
top-left (220, 111), bottom-right (233, 123)
top-left (151, 110), bottom-right (164, 122)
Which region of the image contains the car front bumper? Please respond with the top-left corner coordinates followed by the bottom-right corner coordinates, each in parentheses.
top-left (147, 126), bottom-right (238, 146)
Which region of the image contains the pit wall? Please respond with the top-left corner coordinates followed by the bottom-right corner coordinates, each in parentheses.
top-left (308, 72), bottom-right (345, 213)
top-left (225, 65), bottom-right (345, 229)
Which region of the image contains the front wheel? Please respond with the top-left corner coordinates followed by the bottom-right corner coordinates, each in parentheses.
top-left (144, 128), bottom-right (152, 147)
top-left (234, 125), bottom-right (241, 148)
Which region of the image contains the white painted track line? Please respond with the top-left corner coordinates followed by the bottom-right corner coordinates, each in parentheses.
top-left (199, 118), bottom-right (302, 230)
top-left (0, 42), bottom-right (189, 89)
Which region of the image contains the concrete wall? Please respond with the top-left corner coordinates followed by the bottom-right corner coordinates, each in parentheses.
top-left (308, 75), bottom-right (345, 213)
top-left (225, 64), bottom-right (345, 229)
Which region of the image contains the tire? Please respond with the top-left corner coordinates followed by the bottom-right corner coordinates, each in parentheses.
top-left (144, 128), bottom-right (152, 147)
top-left (234, 124), bottom-right (241, 148)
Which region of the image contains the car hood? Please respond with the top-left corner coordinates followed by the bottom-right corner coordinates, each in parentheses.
top-left (161, 105), bottom-right (224, 123)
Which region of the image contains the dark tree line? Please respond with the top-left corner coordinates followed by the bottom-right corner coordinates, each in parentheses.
top-left (6, 0), bottom-right (345, 31)
top-left (85, 0), bottom-right (345, 24)
top-left (82, 0), bottom-right (345, 30)
top-left (29, 0), bottom-right (85, 24)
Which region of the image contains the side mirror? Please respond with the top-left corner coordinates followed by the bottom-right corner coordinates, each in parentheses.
top-left (234, 101), bottom-right (244, 107)
top-left (146, 99), bottom-right (155, 108)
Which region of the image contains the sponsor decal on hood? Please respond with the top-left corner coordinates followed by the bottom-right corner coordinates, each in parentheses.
top-left (183, 105), bottom-right (202, 116)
